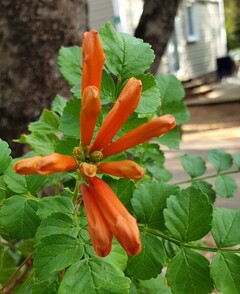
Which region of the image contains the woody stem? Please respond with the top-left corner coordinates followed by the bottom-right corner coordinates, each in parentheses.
top-left (0, 253), bottom-right (33, 292)
top-left (139, 225), bottom-right (240, 253)
top-left (173, 169), bottom-right (239, 185)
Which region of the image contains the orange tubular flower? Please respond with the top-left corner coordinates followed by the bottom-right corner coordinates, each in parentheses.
top-left (88, 177), bottom-right (142, 256)
top-left (14, 153), bottom-right (77, 175)
top-left (14, 29), bottom-right (177, 258)
top-left (102, 114), bottom-right (176, 158)
top-left (80, 86), bottom-right (101, 147)
top-left (97, 160), bottom-right (144, 179)
top-left (13, 156), bottom-right (43, 175)
top-left (90, 77), bottom-right (142, 153)
top-left (81, 30), bottom-right (106, 94)
top-left (80, 184), bottom-right (113, 257)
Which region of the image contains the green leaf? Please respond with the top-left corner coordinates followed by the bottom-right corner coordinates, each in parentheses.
top-left (28, 109), bottom-right (59, 133)
top-left (51, 95), bottom-right (68, 116)
top-left (0, 244), bottom-right (18, 284)
top-left (156, 74), bottom-right (189, 125)
top-left (132, 182), bottom-right (179, 230)
top-left (211, 252), bottom-right (240, 294)
top-left (3, 167), bottom-right (47, 194)
top-left (180, 154), bottom-right (206, 178)
top-left (164, 186), bottom-right (213, 242)
top-left (134, 274), bottom-right (172, 294)
top-left (155, 127), bottom-right (180, 150)
top-left (135, 74), bottom-right (161, 114)
top-left (16, 273), bottom-right (60, 294)
top-left (0, 177), bottom-right (8, 202)
top-left (59, 257), bottom-right (130, 294)
top-left (3, 167), bottom-right (28, 194)
top-left (32, 275), bottom-right (60, 294)
top-left (36, 212), bottom-right (78, 240)
top-left (58, 46), bottom-right (82, 85)
top-left (37, 196), bottom-right (75, 219)
top-left (100, 22), bottom-right (154, 79)
top-left (103, 177), bottom-right (135, 212)
top-left (156, 74), bottom-right (185, 103)
top-left (215, 174), bottom-right (238, 197)
top-left (233, 153), bottom-right (240, 169)
top-left (70, 82), bottom-right (81, 99)
top-left (26, 174), bottom-right (47, 194)
top-left (146, 164), bottom-right (172, 182)
top-left (192, 181), bottom-right (216, 203)
top-left (162, 101), bottom-right (189, 125)
top-left (212, 208), bottom-right (240, 248)
top-left (55, 137), bottom-right (79, 155)
top-left (167, 249), bottom-right (213, 294)
top-left (0, 139), bottom-right (12, 174)
top-left (207, 149), bottom-right (233, 172)
top-left (34, 234), bottom-right (83, 280)
top-left (126, 232), bottom-right (164, 280)
top-left (58, 98), bottom-right (80, 139)
top-left (100, 70), bottom-right (116, 103)
top-left (0, 195), bottom-right (40, 239)
top-left (115, 112), bottom-right (147, 140)
top-left (102, 238), bottom-right (128, 271)
top-left (17, 132), bottom-right (59, 155)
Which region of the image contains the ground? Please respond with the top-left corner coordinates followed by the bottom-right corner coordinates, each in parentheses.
top-left (164, 80), bottom-right (240, 209)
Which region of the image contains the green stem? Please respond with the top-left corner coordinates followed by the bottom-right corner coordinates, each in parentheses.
top-left (55, 174), bottom-right (61, 195)
top-left (72, 179), bottom-right (80, 204)
top-left (140, 225), bottom-right (240, 253)
top-left (114, 77), bottom-right (122, 100)
top-left (173, 169), bottom-right (239, 186)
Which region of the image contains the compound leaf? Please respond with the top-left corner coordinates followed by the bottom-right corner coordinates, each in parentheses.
top-left (164, 186), bottom-right (212, 242)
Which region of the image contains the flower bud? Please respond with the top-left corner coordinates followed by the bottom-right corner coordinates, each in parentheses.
top-left (89, 150), bottom-right (103, 163)
top-left (73, 147), bottom-right (85, 161)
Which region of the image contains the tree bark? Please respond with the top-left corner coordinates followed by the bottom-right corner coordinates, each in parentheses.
top-left (0, 0), bottom-right (88, 156)
top-left (135, 0), bottom-right (181, 75)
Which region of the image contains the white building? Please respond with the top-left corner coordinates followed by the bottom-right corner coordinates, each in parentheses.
top-left (88, 0), bottom-right (227, 80)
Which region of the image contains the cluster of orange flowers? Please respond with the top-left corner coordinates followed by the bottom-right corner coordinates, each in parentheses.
top-left (14, 30), bottom-right (176, 257)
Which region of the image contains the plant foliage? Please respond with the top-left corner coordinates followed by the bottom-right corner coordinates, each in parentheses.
top-left (0, 22), bottom-right (239, 294)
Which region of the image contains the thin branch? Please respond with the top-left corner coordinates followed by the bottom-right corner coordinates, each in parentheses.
top-left (140, 225), bottom-right (240, 253)
top-left (0, 253), bottom-right (33, 292)
top-left (173, 169), bottom-right (239, 186)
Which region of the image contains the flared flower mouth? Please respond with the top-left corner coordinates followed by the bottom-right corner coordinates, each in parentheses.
top-left (13, 29), bottom-right (176, 257)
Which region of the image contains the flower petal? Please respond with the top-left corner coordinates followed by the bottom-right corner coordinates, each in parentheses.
top-left (13, 156), bottom-right (42, 175)
top-left (102, 114), bottom-right (176, 158)
top-left (14, 153), bottom-right (77, 175)
top-left (88, 177), bottom-right (141, 256)
top-left (97, 160), bottom-right (144, 179)
top-left (81, 30), bottom-right (105, 94)
top-left (90, 77), bottom-right (142, 153)
top-left (37, 153), bottom-right (77, 175)
top-left (80, 86), bottom-right (101, 147)
top-left (79, 162), bottom-right (97, 179)
top-left (80, 183), bottom-right (113, 257)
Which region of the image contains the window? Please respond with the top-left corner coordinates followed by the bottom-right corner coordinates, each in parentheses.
top-left (185, 1), bottom-right (199, 42)
top-left (167, 28), bottom-right (180, 73)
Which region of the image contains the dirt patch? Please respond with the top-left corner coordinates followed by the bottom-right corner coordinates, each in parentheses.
top-left (183, 101), bottom-right (240, 133)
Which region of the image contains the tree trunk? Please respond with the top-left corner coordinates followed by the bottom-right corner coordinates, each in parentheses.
top-left (0, 0), bottom-right (88, 156)
top-left (135, 0), bottom-right (181, 75)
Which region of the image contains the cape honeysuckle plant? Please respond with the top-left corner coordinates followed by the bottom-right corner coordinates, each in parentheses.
top-left (0, 22), bottom-right (240, 294)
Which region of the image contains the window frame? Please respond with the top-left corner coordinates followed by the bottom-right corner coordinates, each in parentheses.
top-left (185, 1), bottom-right (199, 43)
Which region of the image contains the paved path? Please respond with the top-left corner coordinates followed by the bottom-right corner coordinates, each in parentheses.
top-left (164, 126), bottom-right (240, 209)
top-left (164, 78), bottom-right (240, 209)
